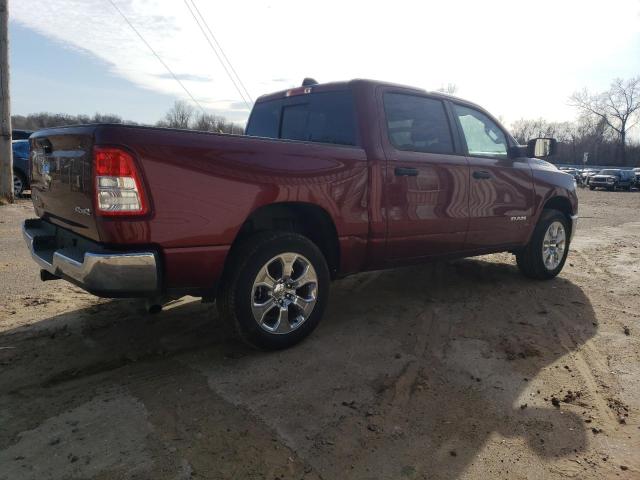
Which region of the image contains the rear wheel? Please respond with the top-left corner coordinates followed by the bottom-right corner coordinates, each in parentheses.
top-left (217, 231), bottom-right (330, 350)
top-left (589, 185), bottom-right (595, 190)
top-left (516, 209), bottom-right (570, 280)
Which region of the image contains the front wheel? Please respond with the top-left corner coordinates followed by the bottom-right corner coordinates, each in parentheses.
top-left (516, 210), bottom-right (570, 280)
top-left (217, 231), bottom-right (330, 350)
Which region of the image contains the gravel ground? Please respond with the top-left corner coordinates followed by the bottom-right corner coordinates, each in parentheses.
top-left (0, 188), bottom-right (639, 480)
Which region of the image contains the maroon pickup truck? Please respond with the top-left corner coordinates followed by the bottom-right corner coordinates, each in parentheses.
top-left (23, 79), bottom-right (578, 349)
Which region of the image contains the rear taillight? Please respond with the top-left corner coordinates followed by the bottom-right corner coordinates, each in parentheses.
top-left (93, 146), bottom-right (148, 216)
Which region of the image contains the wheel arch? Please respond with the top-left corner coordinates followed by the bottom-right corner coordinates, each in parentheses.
top-left (226, 202), bottom-right (340, 278)
top-left (542, 195), bottom-right (575, 237)
top-left (543, 195), bottom-right (574, 218)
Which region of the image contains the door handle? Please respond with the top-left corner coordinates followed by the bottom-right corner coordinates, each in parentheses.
top-left (394, 167), bottom-right (418, 177)
top-left (472, 170), bottom-right (491, 180)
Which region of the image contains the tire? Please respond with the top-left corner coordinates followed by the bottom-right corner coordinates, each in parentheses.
top-left (13, 172), bottom-right (26, 197)
top-left (516, 209), bottom-right (570, 280)
top-left (217, 231), bottom-right (330, 350)
top-left (589, 185), bottom-right (595, 190)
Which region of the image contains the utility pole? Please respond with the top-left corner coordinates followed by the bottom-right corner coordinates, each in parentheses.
top-left (0, 0), bottom-right (13, 203)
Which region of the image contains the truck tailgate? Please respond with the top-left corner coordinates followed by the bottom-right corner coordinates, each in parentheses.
top-left (30, 126), bottom-right (101, 242)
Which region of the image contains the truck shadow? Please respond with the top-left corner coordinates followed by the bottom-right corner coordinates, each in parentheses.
top-left (307, 257), bottom-right (599, 477)
top-left (0, 255), bottom-right (597, 479)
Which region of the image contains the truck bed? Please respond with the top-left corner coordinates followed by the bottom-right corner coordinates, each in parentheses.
top-left (29, 123), bottom-right (369, 292)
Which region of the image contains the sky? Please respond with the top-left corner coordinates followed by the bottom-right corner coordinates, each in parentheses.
top-left (8, 0), bottom-right (640, 129)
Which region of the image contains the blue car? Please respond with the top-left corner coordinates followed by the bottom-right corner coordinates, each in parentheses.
top-left (12, 139), bottom-right (30, 196)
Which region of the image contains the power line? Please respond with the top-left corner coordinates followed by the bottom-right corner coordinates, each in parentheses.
top-left (190, 0), bottom-right (253, 104)
top-left (184, 0), bottom-right (253, 108)
top-left (105, 0), bottom-right (207, 116)
top-left (183, 0), bottom-right (246, 107)
top-left (183, 0), bottom-right (251, 108)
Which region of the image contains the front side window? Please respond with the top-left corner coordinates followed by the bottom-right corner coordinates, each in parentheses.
top-left (383, 93), bottom-right (454, 154)
top-left (454, 104), bottom-right (508, 158)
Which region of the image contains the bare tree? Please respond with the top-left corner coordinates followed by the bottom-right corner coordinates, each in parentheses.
top-left (191, 112), bottom-right (243, 134)
top-left (157, 100), bottom-right (195, 129)
top-left (12, 112), bottom-right (134, 130)
top-left (511, 118), bottom-right (548, 143)
top-left (437, 83), bottom-right (458, 95)
top-left (192, 113), bottom-right (212, 132)
top-left (569, 77), bottom-right (640, 164)
top-left (510, 118), bottom-right (575, 144)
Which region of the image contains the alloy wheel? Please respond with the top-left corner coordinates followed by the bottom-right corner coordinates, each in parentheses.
top-left (542, 221), bottom-right (566, 270)
top-left (250, 253), bottom-right (318, 334)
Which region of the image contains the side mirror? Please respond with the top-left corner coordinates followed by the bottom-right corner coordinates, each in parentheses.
top-left (527, 137), bottom-right (557, 158)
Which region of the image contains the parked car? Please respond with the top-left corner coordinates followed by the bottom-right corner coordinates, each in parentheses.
top-left (589, 169), bottom-right (635, 191)
top-left (581, 169), bottom-right (599, 186)
top-left (12, 139), bottom-right (30, 196)
top-left (559, 167), bottom-right (582, 185)
top-left (22, 79), bottom-right (578, 349)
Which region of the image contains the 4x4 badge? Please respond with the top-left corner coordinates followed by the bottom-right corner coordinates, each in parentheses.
top-left (74, 206), bottom-right (91, 216)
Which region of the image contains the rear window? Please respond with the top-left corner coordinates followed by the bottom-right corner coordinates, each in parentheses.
top-left (246, 90), bottom-right (357, 146)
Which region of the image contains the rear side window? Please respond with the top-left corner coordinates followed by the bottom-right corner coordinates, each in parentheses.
top-left (383, 93), bottom-right (454, 154)
top-left (246, 90), bottom-right (357, 146)
top-left (246, 100), bottom-right (280, 138)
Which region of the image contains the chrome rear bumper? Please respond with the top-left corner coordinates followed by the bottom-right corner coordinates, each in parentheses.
top-left (23, 218), bottom-right (159, 297)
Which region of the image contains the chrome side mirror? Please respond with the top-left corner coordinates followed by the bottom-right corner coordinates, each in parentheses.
top-left (527, 138), bottom-right (557, 158)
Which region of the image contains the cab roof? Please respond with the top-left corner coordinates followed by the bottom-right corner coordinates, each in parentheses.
top-left (255, 78), bottom-right (485, 111)
top-left (257, 78), bottom-right (454, 101)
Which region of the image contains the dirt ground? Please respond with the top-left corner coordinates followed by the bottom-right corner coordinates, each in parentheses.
top-left (1, 188), bottom-right (639, 480)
